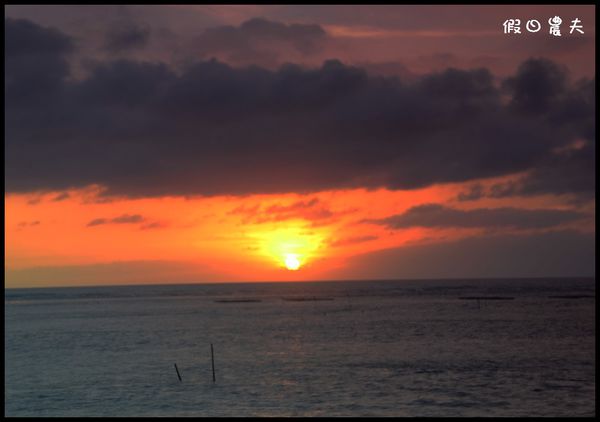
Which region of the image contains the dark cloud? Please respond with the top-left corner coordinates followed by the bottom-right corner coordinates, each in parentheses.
top-left (330, 235), bottom-right (379, 247)
top-left (367, 204), bottom-right (586, 230)
top-left (5, 19), bottom-right (595, 199)
top-left (52, 192), bottom-right (70, 201)
top-left (325, 230), bottom-right (595, 280)
top-left (356, 61), bottom-right (417, 81)
top-left (112, 214), bottom-right (144, 224)
top-left (457, 137), bottom-right (594, 204)
top-left (4, 17), bottom-right (72, 57)
top-left (193, 17), bottom-right (327, 66)
top-left (261, 198), bottom-right (334, 222)
top-left (87, 218), bottom-right (108, 227)
top-left (489, 139), bottom-right (595, 201)
top-left (503, 58), bottom-right (568, 114)
top-left (456, 184), bottom-right (485, 202)
top-left (140, 221), bottom-right (168, 230)
top-left (5, 18), bottom-right (72, 107)
top-left (229, 198), bottom-right (340, 224)
top-left (17, 220), bottom-right (41, 228)
top-left (104, 21), bottom-right (151, 53)
top-left (265, 198), bottom-right (319, 212)
top-left (86, 214), bottom-right (145, 227)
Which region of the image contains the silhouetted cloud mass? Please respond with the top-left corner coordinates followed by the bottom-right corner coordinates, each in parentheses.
top-left (330, 230), bottom-right (595, 279)
top-left (5, 18), bottom-right (595, 200)
top-left (104, 21), bottom-right (151, 53)
top-left (17, 220), bottom-right (41, 228)
top-left (367, 204), bottom-right (586, 230)
top-left (86, 214), bottom-right (145, 227)
top-left (51, 192), bottom-right (71, 201)
top-left (193, 17), bottom-right (327, 66)
top-left (330, 235), bottom-right (378, 247)
top-left (228, 198), bottom-right (341, 224)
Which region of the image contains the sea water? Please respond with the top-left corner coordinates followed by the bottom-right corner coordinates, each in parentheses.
top-left (4, 278), bottom-right (595, 416)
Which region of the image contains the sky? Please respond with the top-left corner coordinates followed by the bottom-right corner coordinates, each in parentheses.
top-left (4, 5), bottom-right (596, 288)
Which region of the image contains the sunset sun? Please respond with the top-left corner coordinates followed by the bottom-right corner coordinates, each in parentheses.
top-left (248, 225), bottom-right (325, 272)
top-left (284, 253), bottom-right (301, 271)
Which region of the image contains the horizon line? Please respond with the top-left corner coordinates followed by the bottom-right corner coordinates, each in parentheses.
top-left (4, 275), bottom-right (596, 290)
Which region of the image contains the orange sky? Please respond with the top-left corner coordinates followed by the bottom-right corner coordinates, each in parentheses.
top-left (5, 172), bottom-right (592, 288)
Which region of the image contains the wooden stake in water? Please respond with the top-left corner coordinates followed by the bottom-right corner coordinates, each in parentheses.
top-left (174, 363), bottom-right (182, 382)
top-left (211, 343), bottom-right (216, 383)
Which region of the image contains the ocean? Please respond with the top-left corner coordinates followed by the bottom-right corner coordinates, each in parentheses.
top-left (4, 278), bottom-right (595, 417)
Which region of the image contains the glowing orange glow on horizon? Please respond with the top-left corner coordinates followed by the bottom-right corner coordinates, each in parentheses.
top-left (5, 172), bottom-right (586, 288)
top-left (248, 224), bottom-right (326, 271)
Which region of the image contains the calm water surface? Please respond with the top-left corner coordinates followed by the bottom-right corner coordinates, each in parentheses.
top-left (4, 278), bottom-right (596, 416)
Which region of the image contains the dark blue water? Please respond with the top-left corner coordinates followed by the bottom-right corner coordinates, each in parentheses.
top-left (4, 278), bottom-right (596, 416)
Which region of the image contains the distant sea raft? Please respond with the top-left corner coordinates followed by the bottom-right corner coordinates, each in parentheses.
top-left (459, 296), bottom-right (515, 300)
top-left (282, 297), bottom-right (334, 302)
top-left (214, 299), bottom-right (262, 303)
top-left (214, 296), bottom-right (334, 303)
